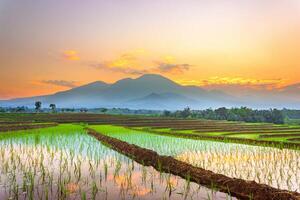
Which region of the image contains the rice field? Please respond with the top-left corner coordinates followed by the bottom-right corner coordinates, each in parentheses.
top-left (90, 125), bottom-right (300, 192)
top-left (0, 124), bottom-right (232, 200)
top-left (1, 113), bottom-right (300, 198)
top-left (2, 113), bottom-right (300, 145)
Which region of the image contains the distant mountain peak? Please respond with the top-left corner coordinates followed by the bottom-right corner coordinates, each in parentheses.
top-left (71, 80), bottom-right (108, 90)
top-left (54, 80), bottom-right (109, 95)
top-left (114, 78), bottom-right (133, 85)
top-left (136, 74), bottom-right (174, 81)
top-left (133, 74), bottom-right (179, 87)
top-left (144, 92), bottom-right (162, 98)
top-left (5, 73), bottom-right (298, 109)
top-left (137, 74), bottom-right (167, 79)
top-left (85, 81), bottom-right (107, 86)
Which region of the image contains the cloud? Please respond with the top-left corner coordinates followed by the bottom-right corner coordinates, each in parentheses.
top-left (278, 83), bottom-right (300, 97)
top-left (89, 62), bottom-right (149, 75)
top-left (279, 83), bottom-right (300, 92)
top-left (154, 62), bottom-right (191, 74)
top-left (88, 50), bottom-right (191, 75)
top-left (152, 55), bottom-right (191, 74)
top-left (195, 77), bottom-right (284, 90)
top-left (88, 49), bottom-right (148, 75)
top-left (117, 49), bottom-right (145, 62)
top-left (89, 61), bottom-right (191, 76)
top-left (108, 49), bottom-right (146, 68)
top-left (40, 80), bottom-right (77, 88)
top-left (62, 50), bottom-right (80, 61)
top-left (176, 77), bottom-right (286, 97)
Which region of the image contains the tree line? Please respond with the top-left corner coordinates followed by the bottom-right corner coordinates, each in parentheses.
top-left (282, 109), bottom-right (300, 119)
top-left (163, 107), bottom-right (285, 124)
top-left (2, 101), bottom-right (299, 125)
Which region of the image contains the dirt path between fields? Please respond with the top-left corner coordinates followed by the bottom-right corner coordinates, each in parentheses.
top-left (0, 123), bottom-right (58, 132)
top-left (87, 128), bottom-right (300, 200)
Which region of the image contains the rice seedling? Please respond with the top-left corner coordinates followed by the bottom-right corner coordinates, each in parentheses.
top-left (90, 125), bottom-right (300, 192)
top-left (0, 124), bottom-right (232, 199)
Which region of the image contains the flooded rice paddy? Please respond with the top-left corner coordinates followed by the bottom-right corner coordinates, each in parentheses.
top-left (0, 124), bottom-right (232, 200)
top-left (90, 125), bottom-right (300, 192)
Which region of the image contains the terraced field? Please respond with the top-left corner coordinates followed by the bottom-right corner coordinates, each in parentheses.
top-left (0, 113), bottom-right (299, 199)
top-left (1, 113), bottom-right (300, 147)
top-left (0, 122), bottom-right (57, 132)
top-left (0, 124), bottom-right (232, 199)
top-left (89, 125), bottom-right (300, 192)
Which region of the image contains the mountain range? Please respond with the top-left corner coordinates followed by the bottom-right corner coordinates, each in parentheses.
top-left (0, 74), bottom-right (300, 109)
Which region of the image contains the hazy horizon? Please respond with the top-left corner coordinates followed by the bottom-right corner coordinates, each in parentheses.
top-left (0, 73), bottom-right (299, 100)
top-left (0, 73), bottom-right (299, 110)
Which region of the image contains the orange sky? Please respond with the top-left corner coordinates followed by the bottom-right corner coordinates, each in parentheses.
top-left (0, 0), bottom-right (300, 99)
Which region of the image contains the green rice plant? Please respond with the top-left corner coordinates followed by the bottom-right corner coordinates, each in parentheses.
top-left (90, 124), bottom-right (300, 192)
top-left (81, 191), bottom-right (86, 200)
top-left (104, 162), bottom-right (108, 180)
top-left (92, 181), bottom-right (98, 200)
top-left (0, 124), bottom-right (233, 200)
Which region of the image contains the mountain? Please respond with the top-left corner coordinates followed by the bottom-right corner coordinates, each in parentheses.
top-left (0, 81), bottom-right (110, 108)
top-left (1, 74), bottom-right (300, 109)
top-left (201, 82), bottom-right (300, 109)
top-left (125, 92), bottom-right (199, 110)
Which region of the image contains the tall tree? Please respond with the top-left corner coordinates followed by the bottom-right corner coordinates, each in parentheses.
top-left (49, 104), bottom-right (56, 113)
top-left (35, 101), bottom-right (42, 112)
top-left (163, 110), bottom-right (171, 117)
top-left (181, 107), bottom-right (191, 118)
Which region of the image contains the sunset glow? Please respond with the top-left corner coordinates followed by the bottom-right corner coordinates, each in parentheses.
top-left (0, 0), bottom-right (300, 99)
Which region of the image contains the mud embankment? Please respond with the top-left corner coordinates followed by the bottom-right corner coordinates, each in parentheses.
top-left (87, 128), bottom-right (300, 200)
top-left (0, 123), bottom-right (58, 132)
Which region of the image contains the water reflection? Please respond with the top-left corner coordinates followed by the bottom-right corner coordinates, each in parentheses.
top-left (91, 125), bottom-right (300, 192)
top-left (0, 125), bottom-right (232, 199)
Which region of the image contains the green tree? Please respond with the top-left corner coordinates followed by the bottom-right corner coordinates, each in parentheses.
top-left (16, 106), bottom-right (26, 113)
top-left (215, 107), bottom-right (228, 120)
top-left (271, 109), bottom-right (284, 124)
top-left (163, 110), bottom-right (171, 117)
top-left (181, 107), bottom-right (191, 118)
top-left (49, 104), bottom-right (56, 113)
top-left (100, 108), bottom-right (108, 113)
top-left (35, 101), bottom-right (42, 112)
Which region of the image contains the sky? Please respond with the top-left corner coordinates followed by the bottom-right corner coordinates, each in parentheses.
top-left (0, 0), bottom-right (300, 99)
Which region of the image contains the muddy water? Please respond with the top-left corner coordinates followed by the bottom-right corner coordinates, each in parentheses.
top-left (0, 125), bottom-right (232, 199)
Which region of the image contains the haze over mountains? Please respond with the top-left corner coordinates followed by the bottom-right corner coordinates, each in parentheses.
top-left (1, 74), bottom-right (300, 110)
